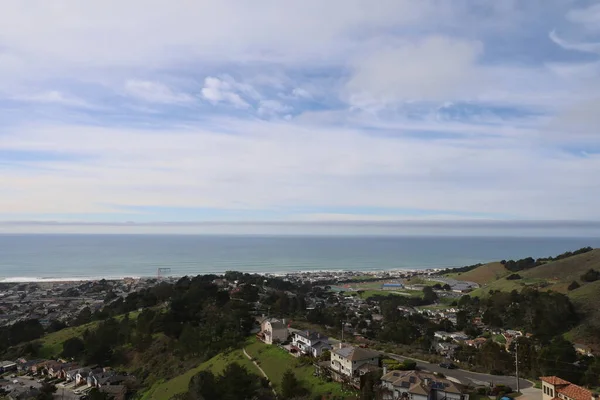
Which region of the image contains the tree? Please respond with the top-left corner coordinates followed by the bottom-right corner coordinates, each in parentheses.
top-left (580, 269), bottom-right (600, 282)
top-left (422, 287), bottom-right (438, 304)
top-left (88, 388), bottom-right (110, 400)
top-left (567, 281), bottom-right (580, 291)
top-left (188, 370), bottom-right (218, 400)
top-left (281, 369), bottom-right (305, 399)
top-left (62, 337), bottom-right (85, 359)
top-left (37, 382), bottom-right (57, 400)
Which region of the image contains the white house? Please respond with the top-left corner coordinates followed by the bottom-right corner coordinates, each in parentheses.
top-left (330, 345), bottom-right (379, 380)
top-left (291, 331), bottom-right (332, 357)
top-left (381, 370), bottom-right (469, 400)
top-left (258, 318), bottom-right (288, 345)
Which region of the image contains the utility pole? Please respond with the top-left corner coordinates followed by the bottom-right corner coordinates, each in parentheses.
top-left (515, 340), bottom-right (520, 393)
top-left (341, 321), bottom-right (344, 343)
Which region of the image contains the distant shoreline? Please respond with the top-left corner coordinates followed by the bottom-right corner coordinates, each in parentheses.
top-left (0, 267), bottom-right (444, 284)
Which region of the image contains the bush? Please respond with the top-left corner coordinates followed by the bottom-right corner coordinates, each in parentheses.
top-left (567, 281), bottom-right (581, 291)
top-left (581, 269), bottom-right (600, 282)
top-left (506, 274), bottom-right (522, 280)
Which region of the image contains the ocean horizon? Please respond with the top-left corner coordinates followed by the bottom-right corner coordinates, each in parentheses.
top-left (1, 234), bottom-right (599, 282)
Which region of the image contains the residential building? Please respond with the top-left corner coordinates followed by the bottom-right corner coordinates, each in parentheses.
top-left (330, 344), bottom-right (380, 381)
top-left (541, 376), bottom-right (598, 400)
top-left (257, 318), bottom-right (288, 345)
top-left (382, 283), bottom-right (404, 290)
top-left (291, 330), bottom-right (332, 357)
top-left (0, 361), bottom-right (17, 373)
top-left (380, 370), bottom-right (469, 400)
top-left (434, 331), bottom-right (451, 340)
top-left (465, 338), bottom-right (487, 349)
top-left (574, 344), bottom-right (593, 357)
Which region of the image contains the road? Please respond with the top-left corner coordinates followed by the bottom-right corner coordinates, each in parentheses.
top-left (385, 353), bottom-right (532, 389)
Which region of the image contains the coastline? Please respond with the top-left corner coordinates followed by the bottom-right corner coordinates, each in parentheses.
top-left (0, 266), bottom-right (444, 284)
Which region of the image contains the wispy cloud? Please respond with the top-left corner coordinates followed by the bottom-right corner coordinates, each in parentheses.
top-left (201, 76), bottom-right (252, 109)
top-left (124, 80), bottom-right (194, 104)
top-left (1, 1), bottom-right (600, 233)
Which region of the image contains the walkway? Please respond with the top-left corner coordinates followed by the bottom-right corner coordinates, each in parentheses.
top-left (243, 347), bottom-right (277, 395)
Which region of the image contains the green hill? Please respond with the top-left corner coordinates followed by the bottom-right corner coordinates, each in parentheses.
top-left (445, 262), bottom-right (510, 285)
top-left (467, 249), bottom-right (600, 297)
top-left (142, 347), bottom-right (255, 400)
top-left (522, 248), bottom-right (600, 282)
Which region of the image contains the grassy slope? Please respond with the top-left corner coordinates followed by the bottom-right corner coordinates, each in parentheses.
top-left (445, 262), bottom-right (509, 285)
top-left (146, 339), bottom-right (355, 400)
top-left (244, 339), bottom-right (354, 398)
top-left (142, 347), bottom-right (255, 400)
top-left (37, 311), bottom-right (140, 358)
top-left (467, 250), bottom-right (600, 298)
top-left (522, 249), bottom-right (600, 282)
top-left (565, 280), bottom-right (600, 350)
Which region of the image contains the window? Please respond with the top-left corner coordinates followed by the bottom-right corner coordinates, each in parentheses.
top-left (544, 387), bottom-right (547, 395)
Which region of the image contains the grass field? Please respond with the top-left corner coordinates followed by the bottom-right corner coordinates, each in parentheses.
top-left (245, 339), bottom-right (355, 398)
top-left (37, 311), bottom-right (141, 358)
top-left (144, 338), bottom-right (355, 400)
top-left (445, 262), bottom-right (509, 285)
top-left (142, 347), bottom-right (254, 400)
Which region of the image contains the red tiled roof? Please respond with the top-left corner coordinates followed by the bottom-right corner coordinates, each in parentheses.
top-left (541, 376), bottom-right (571, 386)
top-left (557, 384), bottom-right (592, 400)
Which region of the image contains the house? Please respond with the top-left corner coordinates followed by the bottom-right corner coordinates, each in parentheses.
top-left (291, 331), bottom-right (332, 357)
top-left (380, 370), bottom-right (469, 400)
top-left (382, 283), bottom-right (404, 290)
top-left (329, 344), bottom-right (380, 382)
top-left (465, 338), bottom-right (487, 349)
top-left (437, 342), bottom-right (460, 357)
top-left (449, 332), bottom-right (469, 342)
top-left (541, 376), bottom-right (599, 400)
top-left (0, 361), bottom-right (17, 373)
top-left (434, 331), bottom-right (451, 340)
top-left (574, 344), bottom-right (593, 357)
top-left (257, 318), bottom-right (289, 345)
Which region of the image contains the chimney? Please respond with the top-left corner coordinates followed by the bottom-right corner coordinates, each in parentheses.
top-left (282, 319), bottom-right (286, 326)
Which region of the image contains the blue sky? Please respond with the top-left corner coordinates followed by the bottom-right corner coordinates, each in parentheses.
top-left (1, 1), bottom-right (600, 235)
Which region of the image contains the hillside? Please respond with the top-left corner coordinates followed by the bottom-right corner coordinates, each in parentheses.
top-left (566, 280), bottom-right (600, 351)
top-left (522, 248), bottom-right (600, 282)
top-left (144, 338), bottom-right (352, 400)
top-left (445, 262), bottom-right (509, 285)
top-left (142, 347), bottom-right (255, 400)
top-left (467, 249), bottom-right (600, 297)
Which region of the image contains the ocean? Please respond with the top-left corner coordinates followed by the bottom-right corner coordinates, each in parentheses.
top-left (0, 234), bottom-right (599, 282)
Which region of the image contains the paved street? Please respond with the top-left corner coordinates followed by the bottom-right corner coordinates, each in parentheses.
top-left (385, 353), bottom-right (532, 389)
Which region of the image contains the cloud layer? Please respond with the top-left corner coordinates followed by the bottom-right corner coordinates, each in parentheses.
top-left (1, 0), bottom-right (600, 234)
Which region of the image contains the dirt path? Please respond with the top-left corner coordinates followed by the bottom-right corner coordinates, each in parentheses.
top-left (243, 348), bottom-right (277, 395)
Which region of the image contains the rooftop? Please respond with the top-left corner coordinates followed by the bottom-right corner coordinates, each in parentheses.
top-left (333, 345), bottom-right (379, 361)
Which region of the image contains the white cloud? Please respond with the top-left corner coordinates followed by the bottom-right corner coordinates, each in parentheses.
top-left (1, 117), bottom-right (600, 220)
top-left (257, 100), bottom-right (292, 116)
top-left (201, 76), bottom-right (252, 109)
top-left (291, 88), bottom-right (312, 99)
top-left (567, 3), bottom-right (600, 33)
top-left (345, 37), bottom-right (484, 109)
top-left (549, 30), bottom-right (600, 54)
top-left (12, 90), bottom-right (92, 108)
top-left (124, 80), bottom-right (194, 104)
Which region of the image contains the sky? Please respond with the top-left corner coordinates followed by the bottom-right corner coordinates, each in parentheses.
top-left (1, 0), bottom-right (600, 235)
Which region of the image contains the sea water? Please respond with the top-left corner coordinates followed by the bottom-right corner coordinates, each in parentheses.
top-left (0, 234), bottom-right (599, 281)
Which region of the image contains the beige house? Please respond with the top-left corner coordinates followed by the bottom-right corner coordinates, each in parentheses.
top-left (257, 318), bottom-right (288, 345)
top-left (330, 345), bottom-right (379, 381)
top-left (380, 370), bottom-right (469, 400)
top-left (541, 376), bottom-right (598, 400)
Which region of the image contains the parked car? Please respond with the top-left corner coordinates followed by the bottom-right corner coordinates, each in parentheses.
top-left (439, 363), bottom-right (457, 369)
